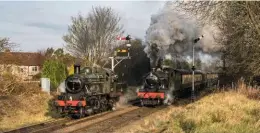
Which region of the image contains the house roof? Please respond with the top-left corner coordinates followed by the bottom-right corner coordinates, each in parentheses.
top-left (0, 51), bottom-right (45, 66)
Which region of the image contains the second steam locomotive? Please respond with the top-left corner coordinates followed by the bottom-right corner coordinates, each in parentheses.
top-left (137, 66), bottom-right (218, 106)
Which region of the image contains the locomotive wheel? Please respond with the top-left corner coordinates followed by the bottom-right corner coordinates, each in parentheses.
top-left (56, 107), bottom-right (66, 118)
top-left (108, 99), bottom-right (116, 111)
top-left (163, 99), bottom-right (171, 106)
top-left (112, 101), bottom-right (117, 111)
top-left (57, 106), bottom-right (63, 113)
top-left (94, 99), bottom-right (101, 111)
top-left (164, 96), bottom-right (175, 106)
top-left (89, 96), bottom-right (101, 113)
top-left (157, 98), bottom-right (161, 105)
top-left (78, 107), bottom-right (85, 118)
top-left (140, 99), bottom-right (144, 107)
top-left (100, 97), bottom-right (108, 112)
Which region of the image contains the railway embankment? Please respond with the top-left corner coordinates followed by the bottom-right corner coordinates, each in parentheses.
top-left (0, 74), bottom-right (58, 132)
top-left (0, 92), bottom-right (55, 132)
top-left (116, 82), bottom-right (260, 133)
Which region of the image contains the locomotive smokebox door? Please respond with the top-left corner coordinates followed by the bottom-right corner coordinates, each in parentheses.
top-left (74, 64), bottom-right (80, 74)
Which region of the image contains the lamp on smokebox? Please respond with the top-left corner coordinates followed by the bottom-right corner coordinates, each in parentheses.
top-left (191, 35), bottom-right (204, 102)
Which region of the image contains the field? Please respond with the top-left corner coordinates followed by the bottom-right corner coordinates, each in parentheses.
top-left (117, 81), bottom-right (260, 133)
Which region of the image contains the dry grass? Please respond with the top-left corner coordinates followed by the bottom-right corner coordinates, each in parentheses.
top-left (0, 73), bottom-right (55, 132)
top-left (117, 81), bottom-right (260, 133)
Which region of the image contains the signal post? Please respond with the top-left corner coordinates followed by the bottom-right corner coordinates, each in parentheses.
top-left (109, 35), bottom-right (132, 72)
top-left (108, 35), bottom-right (132, 95)
top-left (192, 35), bottom-right (204, 102)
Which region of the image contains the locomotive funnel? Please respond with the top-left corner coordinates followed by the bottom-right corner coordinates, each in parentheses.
top-left (74, 64), bottom-right (80, 74)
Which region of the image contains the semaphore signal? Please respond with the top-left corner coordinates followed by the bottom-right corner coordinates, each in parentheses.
top-left (116, 35), bottom-right (131, 41)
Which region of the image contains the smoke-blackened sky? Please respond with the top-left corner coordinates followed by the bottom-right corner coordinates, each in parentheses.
top-left (144, 3), bottom-right (222, 67)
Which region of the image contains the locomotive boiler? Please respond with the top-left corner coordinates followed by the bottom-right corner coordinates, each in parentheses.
top-left (55, 64), bottom-right (123, 118)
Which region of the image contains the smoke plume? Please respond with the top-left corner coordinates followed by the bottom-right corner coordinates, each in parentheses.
top-left (144, 4), bottom-right (222, 68)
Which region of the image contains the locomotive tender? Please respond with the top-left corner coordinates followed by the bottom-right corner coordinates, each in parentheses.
top-left (55, 64), bottom-right (123, 118)
top-left (137, 65), bottom-right (218, 106)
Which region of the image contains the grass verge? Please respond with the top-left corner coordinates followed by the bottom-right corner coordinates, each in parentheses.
top-left (117, 82), bottom-right (260, 133)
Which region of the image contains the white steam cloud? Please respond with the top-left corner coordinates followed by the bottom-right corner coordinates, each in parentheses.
top-left (144, 4), bottom-right (222, 68)
top-left (144, 4), bottom-right (222, 104)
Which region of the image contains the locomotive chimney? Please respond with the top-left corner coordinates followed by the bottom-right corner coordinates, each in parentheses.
top-left (74, 58), bottom-right (81, 74)
top-left (74, 63), bottom-right (80, 74)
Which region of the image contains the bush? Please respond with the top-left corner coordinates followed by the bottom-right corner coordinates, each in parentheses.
top-left (0, 73), bottom-right (53, 131)
top-left (0, 73), bottom-right (41, 96)
top-left (41, 59), bottom-right (67, 91)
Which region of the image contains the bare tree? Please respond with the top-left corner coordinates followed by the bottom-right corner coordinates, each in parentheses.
top-left (0, 37), bottom-right (16, 52)
top-left (63, 6), bottom-right (123, 66)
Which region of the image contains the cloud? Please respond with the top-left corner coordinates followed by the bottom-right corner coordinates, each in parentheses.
top-left (25, 22), bottom-right (67, 32)
top-left (0, 1), bottom-right (165, 52)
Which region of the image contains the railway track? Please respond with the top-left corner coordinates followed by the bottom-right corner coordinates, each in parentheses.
top-left (3, 99), bottom-right (166, 133)
top-left (3, 99), bottom-right (140, 133)
top-left (73, 106), bottom-right (167, 133)
top-left (3, 118), bottom-right (70, 133)
top-left (4, 107), bottom-right (128, 133)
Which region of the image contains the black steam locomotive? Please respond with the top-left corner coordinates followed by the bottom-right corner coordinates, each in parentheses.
top-left (137, 66), bottom-right (218, 106)
top-left (55, 64), bottom-right (124, 118)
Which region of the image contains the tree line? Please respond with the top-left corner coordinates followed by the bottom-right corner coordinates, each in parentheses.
top-left (171, 1), bottom-right (260, 83)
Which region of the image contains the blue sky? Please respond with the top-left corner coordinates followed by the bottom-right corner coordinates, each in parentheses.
top-left (0, 1), bottom-right (165, 52)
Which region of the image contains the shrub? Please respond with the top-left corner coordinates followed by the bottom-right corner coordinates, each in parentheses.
top-left (41, 59), bottom-right (67, 91)
top-left (0, 73), bottom-right (41, 96)
top-left (0, 73), bottom-right (53, 131)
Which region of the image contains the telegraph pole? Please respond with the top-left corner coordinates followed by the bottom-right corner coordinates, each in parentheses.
top-left (192, 35), bottom-right (204, 102)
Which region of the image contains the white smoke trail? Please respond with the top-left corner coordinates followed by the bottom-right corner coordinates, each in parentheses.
top-left (144, 3), bottom-right (222, 66)
top-left (116, 87), bottom-right (139, 108)
top-left (144, 4), bottom-right (223, 103)
top-left (163, 85), bottom-right (175, 105)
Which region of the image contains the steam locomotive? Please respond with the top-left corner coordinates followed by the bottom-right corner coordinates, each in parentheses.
top-left (54, 64), bottom-right (124, 118)
top-left (137, 66), bottom-right (218, 106)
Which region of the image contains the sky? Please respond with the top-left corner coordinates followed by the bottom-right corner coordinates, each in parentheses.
top-left (0, 1), bottom-right (166, 52)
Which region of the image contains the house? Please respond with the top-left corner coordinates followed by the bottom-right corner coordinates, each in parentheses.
top-left (0, 50), bottom-right (45, 81)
